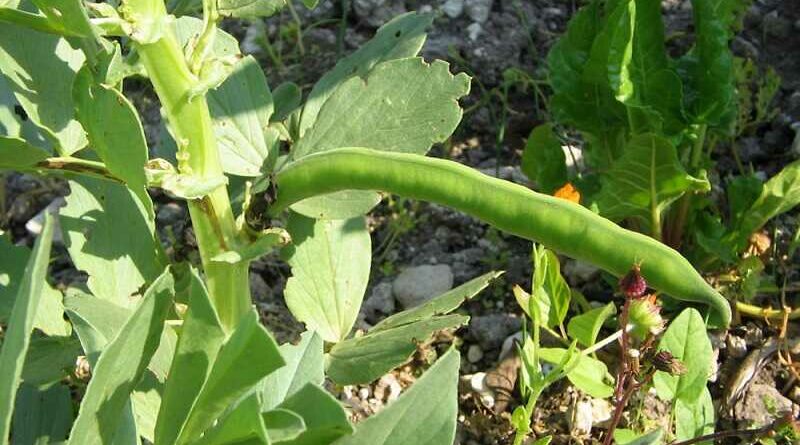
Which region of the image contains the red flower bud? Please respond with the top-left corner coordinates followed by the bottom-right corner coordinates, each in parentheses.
top-left (619, 264), bottom-right (647, 298)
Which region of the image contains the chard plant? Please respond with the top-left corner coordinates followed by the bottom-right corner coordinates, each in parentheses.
top-left (0, 1), bottom-right (736, 444)
top-left (527, 0), bottom-right (800, 275)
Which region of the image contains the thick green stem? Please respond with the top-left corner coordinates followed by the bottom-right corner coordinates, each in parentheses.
top-left (270, 148), bottom-right (731, 326)
top-left (131, 10), bottom-right (248, 332)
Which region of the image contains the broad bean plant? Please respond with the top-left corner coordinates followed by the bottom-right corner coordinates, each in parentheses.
top-left (0, 0), bottom-right (732, 444)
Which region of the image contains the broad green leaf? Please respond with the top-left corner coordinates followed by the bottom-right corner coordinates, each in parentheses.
top-left (547, 0), bottom-right (626, 169)
top-left (0, 214), bottom-right (54, 441)
top-left (191, 394), bottom-right (269, 445)
top-left (0, 75), bottom-right (51, 146)
top-left (567, 303), bottom-right (616, 348)
top-left (284, 213), bottom-right (371, 343)
top-left (218, 0), bottom-right (284, 18)
top-left (733, 161), bottom-right (800, 247)
top-left (538, 348), bottom-right (614, 398)
top-left (533, 246), bottom-right (570, 329)
top-left (260, 331), bottom-right (325, 411)
top-left (208, 55), bottom-right (280, 176)
top-left (513, 285), bottom-right (549, 331)
top-left (333, 349), bottom-right (460, 445)
top-left (293, 57), bottom-right (469, 159)
top-left (0, 22), bottom-right (86, 154)
top-left (300, 0), bottom-right (317, 8)
top-left (277, 384), bottom-right (352, 445)
top-left (73, 66), bottom-right (150, 209)
top-left (594, 134), bottom-right (709, 232)
top-left (675, 387), bottom-right (714, 443)
top-left (521, 124), bottom-right (567, 194)
top-left (614, 428), bottom-right (665, 445)
top-left (12, 383), bottom-right (73, 445)
top-left (372, 270), bottom-right (502, 332)
top-left (176, 310), bottom-right (284, 445)
top-left (682, 0), bottom-right (736, 125)
top-left (326, 314), bottom-right (468, 385)
top-left (155, 270), bottom-right (226, 445)
top-left (211, 228), bottom-right (291, 264)
top-left (264, 409), bottom-right (306, 442)
top-left (653, 308), bottom-right (712, 403)
top-left (0, 234), bottom-right (68, 336)
top-left (22, 336), bottom-right (82, 385)
top-left (67, 269), bottom-right (174, 445)
top-left (0, 137), bottom-right (49, 170)
top-left (298, 12), bottom-right (433, 137)
top-left (60, 178), bottom-right (164, 304)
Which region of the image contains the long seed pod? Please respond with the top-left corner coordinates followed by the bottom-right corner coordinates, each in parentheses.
top-left (268, 148), bottom-right (731, 326)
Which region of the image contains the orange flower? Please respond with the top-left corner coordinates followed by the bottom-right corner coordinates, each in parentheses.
top-left (553, 182), bottom-right (580, 204)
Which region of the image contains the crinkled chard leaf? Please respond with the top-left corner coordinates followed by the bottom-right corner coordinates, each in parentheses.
top-left (594, 134), bottom-right (709, 233)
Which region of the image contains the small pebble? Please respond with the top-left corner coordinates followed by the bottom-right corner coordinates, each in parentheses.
top-left (467, 344), bottom-right (484, 363)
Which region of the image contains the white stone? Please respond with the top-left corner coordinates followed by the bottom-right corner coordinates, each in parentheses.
top-left (392, 264), bottom-right (453, 309)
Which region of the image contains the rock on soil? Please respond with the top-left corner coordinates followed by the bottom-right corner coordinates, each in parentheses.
top-left (392, 264), bottom-right (454, 309)
top-left (361, 281), bottom-right (395, 323)
top-left (734, 383), bottom-right (795, 427)
top-left (468, 314), bottom-right (522, 350)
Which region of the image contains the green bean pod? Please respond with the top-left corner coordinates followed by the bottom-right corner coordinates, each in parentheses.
top-left (269, 148), bottom-right (731, 326)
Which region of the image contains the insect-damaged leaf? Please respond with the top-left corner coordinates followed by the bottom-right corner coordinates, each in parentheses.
top-left (290, 57), bottom-right (469, 218)
top-left (333, 349), bottom-right (460, 445)
top-left (594, 134), bottom-right (709, 234)
top-left (209, 55), bottom-right (280, 176)
top-left (327, 314), bottom-right (468, 385)
top-left (0, 213), bottom-right (55, 441)
top-left (67, 269), bottom-right (174, 445)
top-left (298, 12), bottom-right (433, 137)
top-left (293, 57), bottom-right (469, 159)
top-left (0, 22), bottom-right (87, 155)
top-left (284, 213), bottom-right (371, 343)
top-left (60, 178), bottom-right (164, 304)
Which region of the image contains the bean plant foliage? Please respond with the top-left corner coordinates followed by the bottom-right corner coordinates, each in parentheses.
top-left (0, 0), bottom-right (743, 444)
